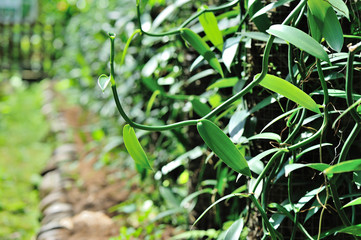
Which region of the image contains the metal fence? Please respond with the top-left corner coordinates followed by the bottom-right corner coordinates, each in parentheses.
top-left (0, 0), bottom-right (61, 81)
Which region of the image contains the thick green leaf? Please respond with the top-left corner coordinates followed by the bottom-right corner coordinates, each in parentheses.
top-left (307, 0), bottom-right (344, 52)
top-left (248, 132), bottom-right (281, 143)
top-left (225, 218), bottom-right (244, 240)
top-left (248, 0), bottom-right (271, 32)
top-left (123, 124), bottom-right (152, 171)
top-left (267, 24), bottom-right (330, 62)
top-left (251, 0), bottom-right (294, 20)
top-left (343, 197), bottom-right (361, 208)
top-left (256, 73), bottom-right (321, 114)
top-left (199, 6), bottom-right (223, 51)
top-left (197, 119), bottom-right (251, 176)
top-left (324, 159), bottom-right (361, 176)
top-left (222, 37), bottom-right (242, 72)
top-left (98, 74), bottom-right (111, 92)
top-left (354, 171), bottom-right (361, 188)
top-left (181, 28), bottom-right (224, 77)
top-left (323, 7), bottom-right (343, 52)
top-left (248, 148), bottom-right (278, 174)
top-left (190, 98), bottom-right (213, 118)
top-left (337, 224), bottom-right (361, 237)
top-left (308, 7), bottom-right (322, 42)
top-left (294, 186), bottom-right (325, 210)
top-left (285, 163), bottom-right (329, 177)
top-left (328, 0), bottom-right (349, 20)
top-left (239, 32), bottom-right (286, 44)
top-left (207, 77), bottom-right (238, 90)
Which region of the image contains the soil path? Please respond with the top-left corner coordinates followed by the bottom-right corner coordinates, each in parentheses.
top-left (37, 83), bottom-right (135, 240)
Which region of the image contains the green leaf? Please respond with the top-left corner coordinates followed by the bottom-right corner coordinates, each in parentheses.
top-left (123, 124), bottom-right (152, 171)
top-left (343, 197), bottom-right (361, 208)
top-left (248, 0), bottom-right (271, 32)
top-left (225, 218), bottom-right (244, 240)
top-left (98, 74), bottom-right (111, 92)
top-left (248, 148), bottom-right (278, 174)
top-left (337, 224), bottom-right (361, 237)
top-left (323, 7), bottom-right (344, 52)
top-left (238, 32), bottom-right (286, 44)
top-left (181, 28), bottom-right (224, 77)
top-left (256, 73), bottom-right (321, 114)
top-left (328, 0), bottom-right (349, 20)
top-left (190, 98), bottom-right (212, 118)
top-left (285, 163), bottom-right (329, 177)
top-left (267, 24), bottom-right (330, 62)
top-left (222, 37), bottom-right (242, 72)
top-left (207, 77), bottom-right (239, 90)
top-left (197, 119), bottom-right (251, 176)
top-left (251, 0), bottom-right (294, 20)
top-left (307, 0), bottom-right (344, 52)
top-left (294, 186), bottom-right (325, 210)
top-left (199, 6), bottom-right (223, 51)
top-left (324, 159), bottom-right (361, 176)
top-left (308, 7), bottom-right (322, 42)
top-left (247, 132), bottom-right (281, 143)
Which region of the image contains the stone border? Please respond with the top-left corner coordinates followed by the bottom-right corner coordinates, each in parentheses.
top-left (36, 83), bottom-right (75, 240)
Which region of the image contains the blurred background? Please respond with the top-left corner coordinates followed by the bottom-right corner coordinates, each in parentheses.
top-left (2, 0), bottom-right (361, 239)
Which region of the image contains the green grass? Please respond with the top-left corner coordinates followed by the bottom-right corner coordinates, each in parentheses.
top-left (0, 79), bottom-right (52, 239)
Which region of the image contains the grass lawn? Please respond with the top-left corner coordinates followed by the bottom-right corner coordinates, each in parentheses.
top-left (0, 78), bottom-right (52, 239)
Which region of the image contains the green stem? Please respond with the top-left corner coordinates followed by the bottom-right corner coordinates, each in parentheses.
top-left (110, 0), bottom-right (308, 132)
top-left (109, 33), bottom-right (116, 85)
top-left (290, 212), bottom-right (299, 240)
top-left (120, 29), bottom-right (142, 67)
top-left (202, 35), bottom-right (275, 120)
top-left (287, 60), bottom-right (329, 151)
top-left (345, 44), bottom-right (361, 123)
top-left (249, 194), bottom-right (279, 240)
top-left (329, 177), bottom-right (352, 227)
top-left (111, 85), bottom-right (198, 131)
top-left (338, 123), bottom-right (361, 163)
top-left (252, 150), bottom-right (286, 194)
top-left (337, 42), bottom-right (361, 163)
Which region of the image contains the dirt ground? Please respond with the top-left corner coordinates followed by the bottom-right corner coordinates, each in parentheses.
top-left (59, 106), bottom-right (133, 239)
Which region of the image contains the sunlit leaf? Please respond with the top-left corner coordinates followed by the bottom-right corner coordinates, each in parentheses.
top-left (225, 218), bottom-right (244, 240)
top-left (251, 0), bottom-right (294, 20)
top-left (248, 132), bottom-right (281, 143)
top-left (181, 28), bottom-right (224, 77)
top-left (267, 24), bottom-right (330, 62)
top-left (248, 148), bottom-right (278, 174)
top-left (123, 124), bottom-right (152, 171)
top-left (294, 186), bottom-right (325, 210)
top-left (222, 36), bottom-right (242, 72)
top-left (199, 6), bottom-right (223, 51)
top-left (337, 224), bottom-right (361, 237)
top-left (98, 74), bottom-right (111, 92)
top-left (343, 197), bottom-right (361, 208)
top-left (324, 159), bottom-right (361, 176)
top-left (285, 163), bottom-right (329, 177)
top-left (229, 110), bottom-right (249, 143)
top-left (197, 119), bottom-right (251, 176)
top-left (256, 73), bottom-right (321, 114)
top-left (328, 0), bottom-right (349, 20)
top-left (238, 32), bottom-right (286, 44)
top-left (207, 77), bottom-right (239, 90)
